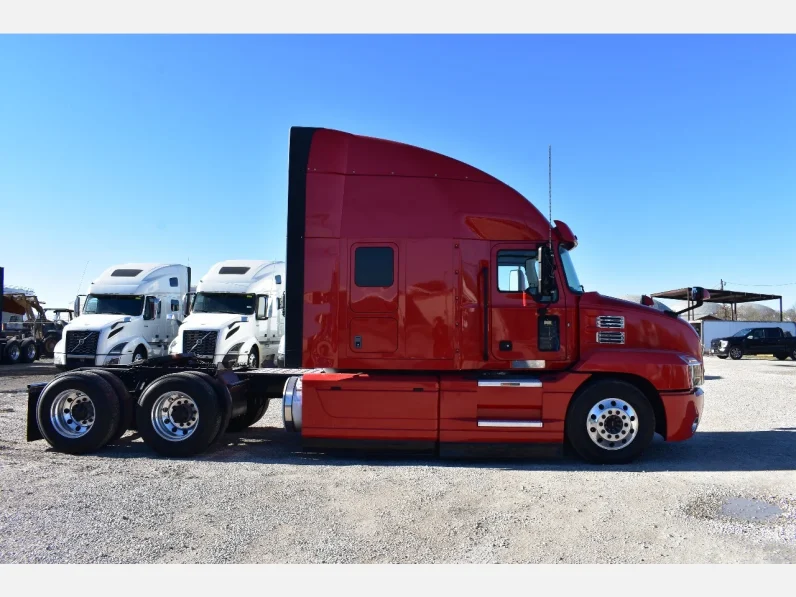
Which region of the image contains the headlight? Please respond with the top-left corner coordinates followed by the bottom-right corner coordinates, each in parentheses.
top-left (719, 340), bottom-right (728, 348)
top-left (168, 338), bottom-right (178, 352)
top-left (104, 342), bottom-right (128, 365)
top-left (680, 355), bottom-right (703, 388)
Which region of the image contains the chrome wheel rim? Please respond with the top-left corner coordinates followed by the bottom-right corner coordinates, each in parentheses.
top-left (133, 352), bottom-right (145, 363)
top-left (730, 348), bottom-right (742, 359)
top-left (26, 344), bottom-right (36, 359)
top-left (151, 391), bottom-right (199, 442)
top-left (248, 351), bottom-right (258, 368)
top-left (50, 390), bottom-right (95, 438)
top-left (9, 345), bottom-right (20, 361)
top-left (586, 398), bottom-right (638, 451)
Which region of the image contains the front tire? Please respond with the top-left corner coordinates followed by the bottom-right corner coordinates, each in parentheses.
top-left (132, 346), bottom-right (147, 364)
top-left (716, 355), bottom-right (728, 360)
top-left (565, 380), bottom-right (655, 464)
top-left (247, 346), bottom-right (260, 368)
top-left (729, 347), bottom-right (743, 360)
top-left (35, 372), bottom-right (121, 454)
top-left (136, 373), bottom-right (223, 457)
top-left (775, 352), bottom-right (788, 361)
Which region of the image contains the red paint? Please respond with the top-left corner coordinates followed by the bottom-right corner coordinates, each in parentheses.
top-left (661, 389), bottom-right (703, 442)
top-left (293, 127), bottom-right (705, 452)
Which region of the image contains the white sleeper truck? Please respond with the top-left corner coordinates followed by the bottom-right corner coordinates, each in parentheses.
top-left (54, 263), bottom-right (191, 370)
top-left (169, 260), bottom-right (285, 368)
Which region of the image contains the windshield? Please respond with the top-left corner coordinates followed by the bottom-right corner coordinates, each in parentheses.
top-left (192, 292), bottom-right (255, 315)
top-left (732, 328), bottom-right (753, 337)
top-left (558, 246), bottom-right (583, 293)
top-left (83, 294), bottom-right (144, 316)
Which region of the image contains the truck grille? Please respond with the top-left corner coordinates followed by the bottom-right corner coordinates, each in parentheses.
top-left (65, 330), bottom-right (99, 355)
top-left (183, 330), bottom-right (218, 357)
top-left (710, 339), bottom-right (721, 348)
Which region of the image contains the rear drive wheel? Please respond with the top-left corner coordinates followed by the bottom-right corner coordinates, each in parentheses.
top-left (565, 380), bottom-right (655, 465)
top-left (136, 373), bottom-right (223, 457)
top-left (791, 349), bottom-right (796, 361)
top-left (226, 395), bottom-right (269, 432)
top-left (179, 371), bottom-right (232, 445)
top-left (4, 340), bottom-right (21, 364)
top-left (35, 372), bottom-right (120, 454)
top-left (729, 347), bottom-right (743, 360)
top-left (20, 339), bottom-right (37, 363)
top-left (88, 369), bottom-right (135, 442)
top-left (775, 352), bottom-right (788, 361)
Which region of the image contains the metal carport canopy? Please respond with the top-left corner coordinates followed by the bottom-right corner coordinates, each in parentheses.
top-left (650, 288), bottom-right (783, 321)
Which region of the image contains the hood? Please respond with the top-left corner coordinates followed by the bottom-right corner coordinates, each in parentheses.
top-left (579, 292), bottom-right (702, 360)
top-left (181, 312), bottom-right (251, 331)
top-left (64, 314), bottom-right (133, 331)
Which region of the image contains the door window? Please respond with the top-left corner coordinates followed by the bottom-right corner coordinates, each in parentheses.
top-left (497, 250), bottom-right (540, 295)
top-left (751, 329), bottom-right (766, 339)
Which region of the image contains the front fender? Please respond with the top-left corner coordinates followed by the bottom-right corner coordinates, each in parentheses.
top-left (116, 337), bottom-right (154, 364)
top-left (572, 348), bottom-right (691, 392)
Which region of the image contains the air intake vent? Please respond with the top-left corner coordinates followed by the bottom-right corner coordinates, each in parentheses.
top-left (596, 331), bottom-right (625, 344)
top-left (596, 315), bottom-right (625, 329)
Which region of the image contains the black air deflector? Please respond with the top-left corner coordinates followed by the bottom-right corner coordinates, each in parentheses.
top-left (285, 126), bottom-right (321, 368)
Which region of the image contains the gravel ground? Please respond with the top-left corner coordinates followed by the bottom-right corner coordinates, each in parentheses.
top-left (1, 357), bottom-right (795, 563)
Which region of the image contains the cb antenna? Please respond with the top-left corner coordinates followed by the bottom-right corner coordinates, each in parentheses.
top-left (548, 144), bottom-right (553, 249)
top-left (75, 260), bottom-right (89, 296)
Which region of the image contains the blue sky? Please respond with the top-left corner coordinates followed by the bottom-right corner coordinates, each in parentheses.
top-left (1, 35), bottom-right (794, 312)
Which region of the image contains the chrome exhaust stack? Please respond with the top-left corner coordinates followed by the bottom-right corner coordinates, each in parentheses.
top-left (282, 376), bottom-right (302, 432)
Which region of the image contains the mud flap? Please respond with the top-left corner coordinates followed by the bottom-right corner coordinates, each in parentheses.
top-left (26, 382), bottom-right (47, 441)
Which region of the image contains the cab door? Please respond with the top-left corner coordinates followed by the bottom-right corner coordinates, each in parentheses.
top-left (490, 243), bottom-right (568, 366)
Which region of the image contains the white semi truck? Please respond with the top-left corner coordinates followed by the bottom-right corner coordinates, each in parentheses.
top-left (53, 263), bottom-right (191, 370)
top-left (169, 260), bottom-right (285, 368)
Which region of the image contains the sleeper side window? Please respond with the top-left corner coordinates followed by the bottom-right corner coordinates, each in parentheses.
top-left (355, 247), bottom-right (394, 287)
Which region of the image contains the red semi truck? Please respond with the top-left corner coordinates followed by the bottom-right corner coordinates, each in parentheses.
top-left (26, 127), bottom-right (705, 464)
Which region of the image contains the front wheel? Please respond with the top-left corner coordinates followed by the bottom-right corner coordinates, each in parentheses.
top-left (247, 346), bottom-right (260, 368)
top-left (565, 380), bottom-right (655, 464)
top-left (775, 352), bottom-right (788, 361)
top-left (791, 349), bottom-right (796, 361)
top-left (729, 347), bottom-right (743, 360)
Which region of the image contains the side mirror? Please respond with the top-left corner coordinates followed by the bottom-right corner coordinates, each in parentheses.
top-left (256, 295), bottom-right (268, 320)
top-left (184, 292), bottom-right (195, 316)
top-left (275, 275), bottom-right (282, 285)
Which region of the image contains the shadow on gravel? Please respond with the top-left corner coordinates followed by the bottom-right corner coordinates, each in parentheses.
top-left (84, 426), bottom-right (796, 474)
top-left (0, 366), bottom-right (59, 379)
top-left (704, 375), bottom-right (722, 380)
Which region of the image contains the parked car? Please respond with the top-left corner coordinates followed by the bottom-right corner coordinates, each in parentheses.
top-left (710, 326), bottom-right (796, 360)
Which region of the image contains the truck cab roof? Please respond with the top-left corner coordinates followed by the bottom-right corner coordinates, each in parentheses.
top-left (196, 260), bottom-right (285, 295)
